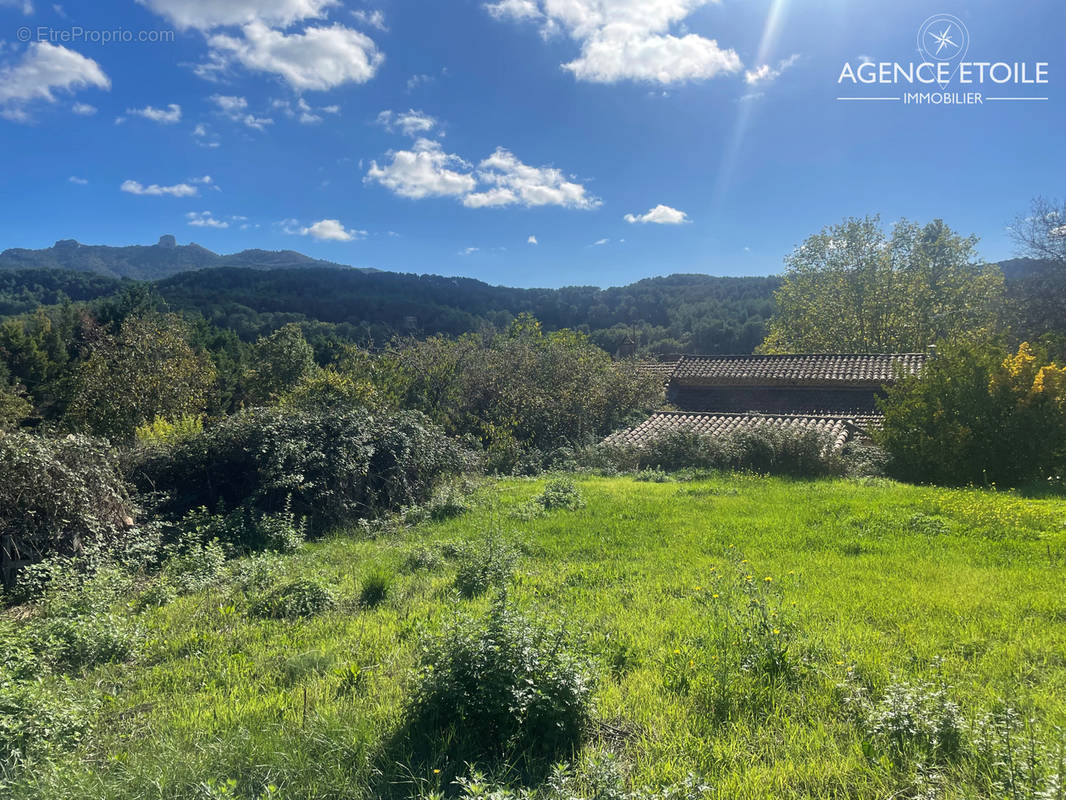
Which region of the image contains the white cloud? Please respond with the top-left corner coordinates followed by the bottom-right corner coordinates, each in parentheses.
top-left (485, 0), bottom-right (742, 85)
top-left (210, 93), bottom-right (273, 129)
top-left (272, 96), bottom-right (340, 124)
top-left (365, 138), bottom-right (477, 199)
top-left (744, 53), bottom-right (799, 86)
top-left (528, 235), bottom-right (538, 245)
top-left (624, 204), bottom-right (689, 224)
top-left (207, 21), bottom-right (383, 91)
top-left (68, 175), bottom-right (87, 185)
top-left (458, 246), bottom-right (480, 256)
top-left (0, 42), bottom-right (110, 121)
top-left (593, 238), bottom-right (609, 245)
top-left (352, 9), bottom-right (386, 30)
top-left (121, 179), bottom-right (198, 197)
top-left (464, 148), bottom-right (600, 209)
top-left (126, 102), bottom-right (182, 123)
top-left (186, 211), bottom-right (228, 228)
top-left (71, 101), bottom-right (97, 115)
top-left (0, 0), bottom-right (33, 14)
top-left (485, 0), bottom-right (541, 21)
top-left (367, 140), bottom-right (598, 211)
top-left (192, 122), bottom-right (222, 147)
top-left (376, 108), bottom-right (437, 137)
top-left (136, 0), bottom-right (337, 31)
top-left (406, 73), bottom-right (434, 91)
top-left (299, 218), bottom-right (364, 241)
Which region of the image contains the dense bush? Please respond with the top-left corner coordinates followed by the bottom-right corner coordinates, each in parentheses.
top-left (405, 596), bottom-right (592, 778)
top-left (177, 505), bottom-right (305, 555)
top-left (0, 432), bottom-right (136, 583)
top-left (127, 407), bottom-right (471, 534)
top-left (385, 315), bottom-right (663, 472)
top-left (587, 426), bottom-right (849, 478)
top-left (879, 342), bottom-right (1066, 485)
top-left (0, 673), bottom-right (95, 772)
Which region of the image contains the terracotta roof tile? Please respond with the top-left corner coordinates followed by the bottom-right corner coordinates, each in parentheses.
top-left (670, 353), bottom-right (926, 387)
top-left (605, 411), bottom-right (882, 452)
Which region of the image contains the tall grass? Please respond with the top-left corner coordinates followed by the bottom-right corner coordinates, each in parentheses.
top-left (2, 474), bottom-right (1065, 799)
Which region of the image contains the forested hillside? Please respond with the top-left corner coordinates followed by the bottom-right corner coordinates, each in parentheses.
top-left (0, 264), bottom-right (779, 355)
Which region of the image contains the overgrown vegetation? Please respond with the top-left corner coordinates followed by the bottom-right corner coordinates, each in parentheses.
top-left (0, 474), bottom-right (1063, 799)
top-left (879, 341), bottom-right (1066, 486)
top-left (586, 426), bottom-right (856, 478)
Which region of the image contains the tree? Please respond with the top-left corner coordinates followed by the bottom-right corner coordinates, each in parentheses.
top-left (1008, 197), bottom-right (1066, 356)
top-left (245, 323), bottom-right (316, 404)
top-left (384, 314), bottom-right (663, 469)
top-left (65, 313), bottom-right (216, 439)
top-left (0, 376), bottom-right (31, 430)
top-left (760, 216), bottom-right (1003, 353)
top-left (878, 341), bottom-right (1066, 485)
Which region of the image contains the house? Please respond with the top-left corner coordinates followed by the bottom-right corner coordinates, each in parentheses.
top-left (611, 352), bottom-right (928, 450)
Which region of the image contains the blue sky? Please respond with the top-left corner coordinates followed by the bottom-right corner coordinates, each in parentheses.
top-left (0, 0), bottom-right (1061, 288)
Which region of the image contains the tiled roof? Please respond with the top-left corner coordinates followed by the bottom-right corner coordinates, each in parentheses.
top-left (604, 411), bottom-right (882, 452)
top-left (635, 360), bottom-right (681, 381)
top-left (670, 353), bottom-right (926, 387)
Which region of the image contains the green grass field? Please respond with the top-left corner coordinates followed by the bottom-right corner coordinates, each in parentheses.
top-left (6, 474), bottom-right (1066, 799)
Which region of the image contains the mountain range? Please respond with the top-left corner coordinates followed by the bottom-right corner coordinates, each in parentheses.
top-left (0, 235), bottom-right (376, 281)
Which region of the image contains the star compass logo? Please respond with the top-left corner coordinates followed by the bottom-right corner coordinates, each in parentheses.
top-left (835, 12), bottom-right (1050, 108)
top-left (917, 14), bottom-right (969, 87)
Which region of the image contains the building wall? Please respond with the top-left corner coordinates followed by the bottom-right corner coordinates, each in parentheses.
top-left (667, 384), bottom-right (884, 414)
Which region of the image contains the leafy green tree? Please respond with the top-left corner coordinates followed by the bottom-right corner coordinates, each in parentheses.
top-left (0, 376), bottom-right (31, 430)
top-left (386, 314), bottom-right (662, 469)
top-left (878, 341), bottom-right (1066, 485)
top-left (760, 216), bottom-right (1003, 353)
top-left (65, 313), bottom-right (216, 439)
top-left (245, 323), bottom-right (316, 404)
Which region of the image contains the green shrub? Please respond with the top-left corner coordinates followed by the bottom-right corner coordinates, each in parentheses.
top-left (454, 535), bottom-right (518, 598)
top-left (587, 426), bottom-right (847, 478)
top-left (862, 682), bottom-right (966, 765)
top-left (134, 579), bottom-right (177, 610)
top-left (30, 613), bottom-right (138, 671)
top-left (513, 478), bottom-right (585, 519)
top-left (443, 757), bottom-right (711, 800)
top-left (878, 341), bottom-right (1066, 486)
top-left (0, 432), bottom-right (136, 583)
top-left (0, 676), bottom-right (95, 772)
top-left (134, 413), bottom-right (204, 448)
top-left (405, 596), bottom-right (592, 778)
top-left (227, 553), bottom-right (283, 594)
top-left (176, 505), bottom-right (306, 555)
top-left (160, 529), bottom-right (227, 595)
top-left (539, 478), bottom-right (585, 510)
top-left (128, 407), bottom-right (471, 534)
top-left (251, 579), bottom-right (336, 619)
top-left (427, 483), bottom-right (470, 521)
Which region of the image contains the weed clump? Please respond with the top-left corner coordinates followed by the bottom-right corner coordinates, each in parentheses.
top-left (453, 534), bottom-right (518, 598)
top-left (404, 595), bottom-right (592, 780)
top-left (251, 579), bottom-right (335, 619)
top-left (513, 477), bottom-right (585, 519)
top-left (359, 567), bottom-right (393, 607)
